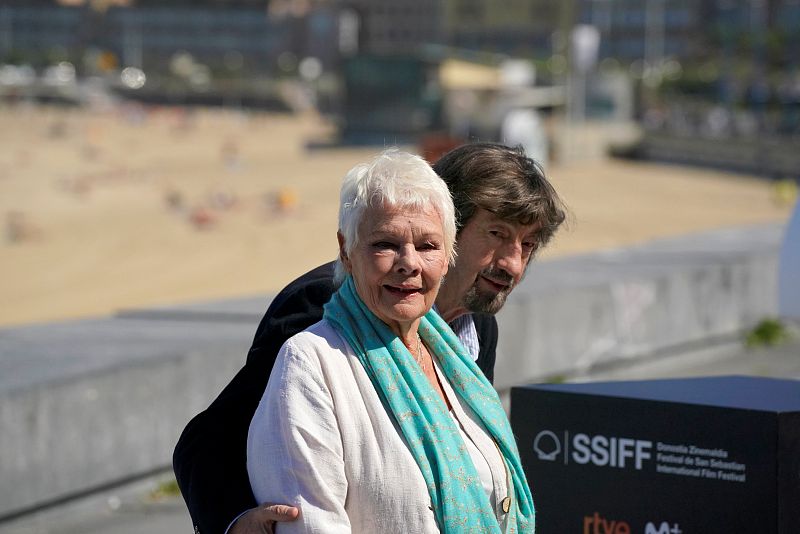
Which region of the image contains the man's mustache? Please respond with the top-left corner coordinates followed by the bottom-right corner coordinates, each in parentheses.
top-left (480, 267), bottom-right (514, 290)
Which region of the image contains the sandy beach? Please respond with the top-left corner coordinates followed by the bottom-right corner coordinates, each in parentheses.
top-left (0, 104), bottom-right (792, 326)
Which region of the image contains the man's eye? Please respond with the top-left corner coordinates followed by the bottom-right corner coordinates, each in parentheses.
top-left (373, 241), bottom-right (395, 249)
top-left (417, 242), bottom-right (439, 251)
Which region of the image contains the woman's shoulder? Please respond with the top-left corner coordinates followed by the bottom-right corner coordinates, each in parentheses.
top-left (271, 320), bottom-right (360, 402)
top-left (285, 319), bottom-right (344, 347)
top-left (279, 319), bottom-right (350, 367)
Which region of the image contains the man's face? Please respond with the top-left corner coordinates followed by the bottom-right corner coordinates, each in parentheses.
top-left (445, 208), bottom-right (540, 315)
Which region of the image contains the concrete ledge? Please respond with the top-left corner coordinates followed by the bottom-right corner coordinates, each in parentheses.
top-left (635, 132), bottom-right (800, 178)
top-left (0, 223), bottom-right (785, 519)
top-left (494, 223), bottom-right (783, 394)
top-left (0, 315), bottom-right (259, 519)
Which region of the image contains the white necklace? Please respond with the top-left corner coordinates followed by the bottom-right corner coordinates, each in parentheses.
top-left (412, 333), bottom-right (427, 373)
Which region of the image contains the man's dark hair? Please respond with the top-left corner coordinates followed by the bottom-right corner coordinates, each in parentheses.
top-left (433, 142), bottom-right (566, 249)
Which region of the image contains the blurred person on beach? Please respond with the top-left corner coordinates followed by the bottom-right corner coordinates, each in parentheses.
top-left (247, 150), bottom-right (535, 532)
top-left (174, 143), bottom-right (566, 534)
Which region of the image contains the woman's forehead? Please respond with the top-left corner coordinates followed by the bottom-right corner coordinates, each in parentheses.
top-left (359, 204), bottom-right (443, 234)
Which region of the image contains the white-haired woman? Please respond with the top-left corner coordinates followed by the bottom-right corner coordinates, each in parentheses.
top-left (247, 150), bottom-right (535, 533)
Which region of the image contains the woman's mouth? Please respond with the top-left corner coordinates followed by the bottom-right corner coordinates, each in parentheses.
top-left (384, 285), bottom-right (422, 296)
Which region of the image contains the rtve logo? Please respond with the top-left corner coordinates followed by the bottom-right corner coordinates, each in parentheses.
top-left (534, 430), bottom-right (653, 470)
top-left (583, 512), bottom-right (683, 534)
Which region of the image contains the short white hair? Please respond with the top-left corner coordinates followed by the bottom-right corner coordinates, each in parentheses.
top-left (334, 149), bottom-right (457, 285)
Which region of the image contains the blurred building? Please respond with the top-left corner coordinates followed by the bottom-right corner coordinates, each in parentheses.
top-left (442, 0), bottom-right (800, 73)
top-left (4, 1), bottom-right (799, 72)
top-left (442, 0), bottom-right (560, 56)
top-left (340, 0), bottom-right (442, 54)
top-left (575, 0), bottom-right (699, 61)
top-left (0, 0), bottom-right (444, 73)
top-left (0, 0), bottom-right (334, 75)
top-left (440, 0), bottom-right (698, 62)
top-left (2, 0), bottom-right (798, 138)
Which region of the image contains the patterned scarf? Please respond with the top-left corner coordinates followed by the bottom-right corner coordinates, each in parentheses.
top-left (323, 276), bottom-right (535, 533)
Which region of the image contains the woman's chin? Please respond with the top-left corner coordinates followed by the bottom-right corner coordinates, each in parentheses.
top-left (375, 303), bottom-right (429, 328)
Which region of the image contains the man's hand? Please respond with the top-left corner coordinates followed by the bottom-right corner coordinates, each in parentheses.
top-left (228, 504), bottom-right (300, 534)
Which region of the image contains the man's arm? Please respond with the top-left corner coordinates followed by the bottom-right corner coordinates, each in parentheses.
top-left (173, 365), bottom-right (269, 533)
top-left (173, 263), bottom-right (336, 534)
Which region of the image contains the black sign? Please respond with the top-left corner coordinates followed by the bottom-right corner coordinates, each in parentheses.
top-left (510, 376), bottom-right (800, 534)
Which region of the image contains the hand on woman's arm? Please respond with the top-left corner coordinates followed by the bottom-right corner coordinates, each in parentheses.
top-left (228, 504), bottom-right (299, 534)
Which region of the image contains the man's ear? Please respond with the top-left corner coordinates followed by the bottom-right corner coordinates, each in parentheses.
top-left (337, 231), bottom-right (351, 272)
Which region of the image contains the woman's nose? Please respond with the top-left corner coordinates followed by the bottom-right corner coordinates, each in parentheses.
top-left (396, 245), bottom-right (421, 275)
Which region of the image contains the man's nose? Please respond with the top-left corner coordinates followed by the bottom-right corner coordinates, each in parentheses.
top-left (495, 242), bottom-right (524, 281)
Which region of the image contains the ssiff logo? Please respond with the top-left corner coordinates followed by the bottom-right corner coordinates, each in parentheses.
top-left (532, 430), bottom-right (653, 470)
top-left (533, 430), bottom-right (561, 461)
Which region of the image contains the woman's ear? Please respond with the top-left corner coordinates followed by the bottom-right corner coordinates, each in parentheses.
top-left (337, 231), bottom-right (351, 272)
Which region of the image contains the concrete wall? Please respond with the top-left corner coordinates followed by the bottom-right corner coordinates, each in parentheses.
top-left (0, 314), bottom-right (258, 519)
top-left (638, 133), bottom-right (800, 178)
top-left (494, 224), bottom-right (783, 397)
top-left (0, 223), bottom-right (785, 519)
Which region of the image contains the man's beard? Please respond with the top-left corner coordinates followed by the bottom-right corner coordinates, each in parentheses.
top-left (462, 267), bottom-right (515, 315)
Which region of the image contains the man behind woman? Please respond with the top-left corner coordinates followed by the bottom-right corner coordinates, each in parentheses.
top-left (174, 142), bottom-right (568, 534)
top-left (246, 150), bottom-right (536, 532)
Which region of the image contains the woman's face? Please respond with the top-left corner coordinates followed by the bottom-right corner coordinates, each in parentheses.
top-left (341, 203), bottom-right (449, 336)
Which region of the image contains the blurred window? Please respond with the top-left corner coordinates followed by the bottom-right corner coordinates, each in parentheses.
top-left (665, 9), bottom-right (691, 28)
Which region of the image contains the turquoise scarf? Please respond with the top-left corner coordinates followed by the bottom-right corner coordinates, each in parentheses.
top-left (323, 276), bottom-right (535, 533)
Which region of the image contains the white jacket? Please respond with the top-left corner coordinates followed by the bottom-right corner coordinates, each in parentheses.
top-left (247, 320), bottom-right (510, 533)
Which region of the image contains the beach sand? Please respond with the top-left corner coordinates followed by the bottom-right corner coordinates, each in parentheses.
top-left (0, 104), bottom-right (792, 326)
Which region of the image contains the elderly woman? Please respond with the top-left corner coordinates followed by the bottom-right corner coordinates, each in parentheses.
top-left (247, 150), bottom-right (535, 533)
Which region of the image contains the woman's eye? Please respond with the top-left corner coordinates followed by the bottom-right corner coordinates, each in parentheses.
top-left (373, 241), bottom-right (395, 249)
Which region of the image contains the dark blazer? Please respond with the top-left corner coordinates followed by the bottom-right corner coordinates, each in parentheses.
top-left (173, 261), bottom-right (498, 534)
